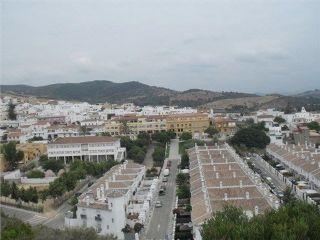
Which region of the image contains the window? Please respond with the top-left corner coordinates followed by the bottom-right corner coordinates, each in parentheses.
top-left (112, 218), bottom-right (114, 223)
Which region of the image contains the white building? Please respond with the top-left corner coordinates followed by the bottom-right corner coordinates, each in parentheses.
top-left (65, 161), bottom-right (158, 239)
top-left (47, 136), bottom-right (126, 163)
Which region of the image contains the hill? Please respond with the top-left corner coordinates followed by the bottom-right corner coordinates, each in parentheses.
top-left (1, 80), bottom-right (256, 107)
top-left (295, 89), bottom-right (320, 99)
top-left (2, 81), bottom-right (319, 110)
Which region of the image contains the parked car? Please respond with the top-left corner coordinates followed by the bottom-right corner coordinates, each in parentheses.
top-left (155, 201), bottom-right (162, 208)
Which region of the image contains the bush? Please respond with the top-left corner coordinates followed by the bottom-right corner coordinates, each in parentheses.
top-left (176, 173), bottom-right (188, 185)
top-left (180, 153), bottom-right (190, 169)
top-left (27, 170), bottom-right (45, 178)
top-left (176, 184), bottom-right (190, 199)
top-left (41, 159), bottom-right (64, 173)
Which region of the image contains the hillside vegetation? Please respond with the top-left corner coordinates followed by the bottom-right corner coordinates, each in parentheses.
top-left (1, 80), bottom-right (255, 106)
top-left (2, 80), bottom-right (320, 110)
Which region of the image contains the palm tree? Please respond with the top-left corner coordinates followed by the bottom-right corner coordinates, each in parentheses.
top-left (119, 120), bottom-right (130, 135)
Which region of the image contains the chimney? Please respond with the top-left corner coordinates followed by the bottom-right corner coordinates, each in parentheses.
top-left (225, 158), bottom-right (228, 163)
top-left (86, 195), bottom-right (90, 206)
top-left (245, 191), bottom-right (250, 199)
top-left (113, 173), bottom-right (116, 181)
top-left (224, 193), bottom-right (228, 200)
top-left (239, 180), bottom-right (243, 188)
top-left (213, 166), bottom-right (216, 171)
top-left (216, 172), bottom-right (219, 179)
top-left (254, 206), bottom-right (259, 215)
top-left (219, 181), bottom-right (223, 188)
top-left (100, 184), bottom-right (105, 199)
top-left (105, 180), bottom-right (109, 190)
top-left (233, 171), bottom-right (236, 178)
top-left (96, 188), bottom-right (101, 199)
top-left (229, 165), bottom-right (232, 171)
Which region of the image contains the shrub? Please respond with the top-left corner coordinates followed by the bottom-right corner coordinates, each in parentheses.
top-left (27, 170), bottom-right (45, 178)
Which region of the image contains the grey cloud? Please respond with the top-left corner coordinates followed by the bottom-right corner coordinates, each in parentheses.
top-left (2, 0), bottom-right (319, 93)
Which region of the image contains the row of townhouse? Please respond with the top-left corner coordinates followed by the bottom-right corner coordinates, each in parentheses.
top-left (65, 161), bottom-right (158, 239)
top-left (266, 143), bottom-right (320, 189)
top-left (188, 143), bottom-right (278, 240)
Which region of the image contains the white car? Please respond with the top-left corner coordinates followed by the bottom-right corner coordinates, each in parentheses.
top-left (155, 201), bottom-right (162, 208)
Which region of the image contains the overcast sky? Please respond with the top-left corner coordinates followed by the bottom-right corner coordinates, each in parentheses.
top-left (1, 0), bottom-right (319, 93)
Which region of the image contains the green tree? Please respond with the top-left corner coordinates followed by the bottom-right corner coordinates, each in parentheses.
top-left (28, 136), bottom-right (44, 142)
top-left (119, 120), bottom-right (130, 135)
top-left (10, 182), bottom-right (20, 200)
top-left (152, 146), bottom-right (165, 166)
top-left (27, 169), bottom-right (45, 178)
top-left (274, 116), bottom-right (286, 124)
top-left (42, 159), bottom-right (64, 173)
top-left (180, 153), bottom-right (189, 169)
top-left (282, 187), bottom-right (296, 205)
top-left (231, 127), bottom-right (270, 149)
top-left (48, 179), bottom-right (66, 198)
top-left (128, 146), bottom-right (145, 163)
top-left (205, 126), bottom-right (219, 137)
top-left (133, 223), bottom-right (144, 233)
top-left (80, 126), bottom-right (89, 136)
top-left (39, 189), bottom-right (49, 203)
top-left (307, 121), bottom-right (320, 132)
top-left (152, 131), bottom-right (175, 144)
top-left (201, 205), bottom-right (248, 240)
top-left (1, 216), bottom-right (34, 240)
top-left (7, 102), bottom-right (17, 120)
top-left (201, 201), bottom-right (320, 240)
top-left (3, 142), bottom-right (24, 171)
top-left (0, 181), bottom-right (11, 197)
top-left (176, 173), bottom-right (188, 185)
top-left (120, 136), bottom-right (134, 151)
top-left (176, 184), bottom-right (190, 199)
top-left (180, 132), bottom-right (192, 141)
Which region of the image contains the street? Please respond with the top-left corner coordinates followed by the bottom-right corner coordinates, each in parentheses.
top-left (0, 204), bottom-right (48, 226)
top-left (252, 155), bottom-right (287, 192)
top-left (145, 139), bottom-right (180, 240)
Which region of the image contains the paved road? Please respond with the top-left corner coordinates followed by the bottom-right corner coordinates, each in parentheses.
top-left (252, 155), bottom-right (287, 192)
top-left (1, 204), bottom-right (48, 226)
top-left (145, 139), bottom-right (180, 240)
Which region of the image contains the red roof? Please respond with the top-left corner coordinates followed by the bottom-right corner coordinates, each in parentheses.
top-left (49, 136), bottom-right (117, 144)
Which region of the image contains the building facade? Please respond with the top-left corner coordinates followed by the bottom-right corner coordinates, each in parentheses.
top-left (47, 136), bottom-right (126, 163)
top-left (166, 113), bottom-right (210, 137)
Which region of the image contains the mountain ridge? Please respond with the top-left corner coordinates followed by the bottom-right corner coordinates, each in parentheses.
top-left (1, 80), bottom-right (320, 110)
top-left (0, 80), bottom-right (256, 107)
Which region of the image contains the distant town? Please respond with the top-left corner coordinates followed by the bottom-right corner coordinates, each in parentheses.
top-left (1, 93), bottom-right (320, 240)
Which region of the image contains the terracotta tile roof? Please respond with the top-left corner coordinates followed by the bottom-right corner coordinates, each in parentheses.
top-left (49, 136), bottom-right (117, 144)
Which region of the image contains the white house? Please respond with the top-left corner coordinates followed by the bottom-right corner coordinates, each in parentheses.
top-left (65, 161), bottom-right (158, 239)
top-left (47, 136), bottom-right (126, 163)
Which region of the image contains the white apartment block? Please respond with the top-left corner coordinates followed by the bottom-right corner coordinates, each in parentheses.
top-left (65, 161), bottom-right (159, 239)
top-left (47, 136), bottom-right (126, 163)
